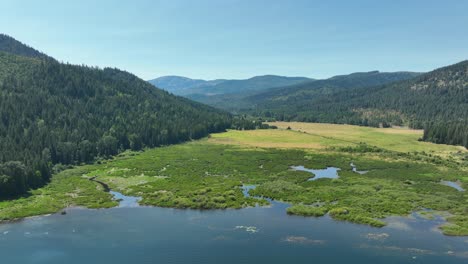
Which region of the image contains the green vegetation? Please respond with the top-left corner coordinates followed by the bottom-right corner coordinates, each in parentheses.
top-left (287, 204), bottom-right (328, 217)
top-left (0, 35), bottom-right (231, 198)
top-left (442, 215), bottom-right (468, 236)
top-left (0, 167), bottom-right (116, 221)
top-left (1, 126), bottom-right (467, 235)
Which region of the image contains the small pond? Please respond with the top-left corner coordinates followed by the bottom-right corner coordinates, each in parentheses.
top-left (291, 166), bottom-right (340, 180)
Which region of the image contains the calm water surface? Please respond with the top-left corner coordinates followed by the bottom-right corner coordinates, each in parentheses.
top-left (0, 188), bottom-right (467, 263)
top-left (290, 166), bottom-right (341, 180)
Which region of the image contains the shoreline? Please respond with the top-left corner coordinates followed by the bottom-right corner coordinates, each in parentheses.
top-left (1, 193), bottom-right (465, 237)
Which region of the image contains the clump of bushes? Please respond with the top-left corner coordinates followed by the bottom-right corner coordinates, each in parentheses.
top-left (251, 180), bottom-right (303, 196)
top-left (331, 143), bottom-right (386, 153)
top-left (328, 207), bottom-right (386, 227)
top-left (286, 204), bottom-right (328, 217)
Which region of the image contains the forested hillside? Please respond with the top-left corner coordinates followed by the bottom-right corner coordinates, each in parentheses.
top-left (0, 36), bottom-right (232, 198)
top-left (247, 61), bottom-right (468, 148)
top-left (244, 71), bottom-right (421, 109)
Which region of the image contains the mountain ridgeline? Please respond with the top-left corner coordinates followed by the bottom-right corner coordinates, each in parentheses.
top-left (149, 75), bottom-right (312, 96)
top-left (0, 35), bottom-right (232, 198)
top-left (167, 71), bottom-right (423, 113)
top-left (148, 76), bottom-right (226, 95)
top-left (0, 34), bottom-right (51, 60)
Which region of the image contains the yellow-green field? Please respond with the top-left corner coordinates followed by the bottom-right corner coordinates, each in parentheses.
top-left (208, 129), bottom-right (344, 149)
top-left (210, 122), bottom-right (466, 155)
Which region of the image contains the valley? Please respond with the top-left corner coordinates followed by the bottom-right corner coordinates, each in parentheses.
top-left (0, 2), bottom-right (467, 261)
top-left (2, 123), bottom-right (467, 237)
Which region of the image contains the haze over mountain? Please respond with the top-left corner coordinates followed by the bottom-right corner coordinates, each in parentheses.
top-left (148, 76), bottom-right (226, 95)
top-left (149, 75), bottom-right (312, 96)
top-left (175, 71), bottom-right (423, 112)
top-left (0, 35), bottom-right (231, 198)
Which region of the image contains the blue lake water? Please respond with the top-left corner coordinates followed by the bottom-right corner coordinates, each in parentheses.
top-left (0, 188), bottom-right (467, 263)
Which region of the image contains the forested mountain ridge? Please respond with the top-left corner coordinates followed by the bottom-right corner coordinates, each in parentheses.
top-left (0, 35), bottom-right (232, 198)
top-left (245, 71), bottom-right (422, 106)
top-left (0, 34), bottom-right (51, 60)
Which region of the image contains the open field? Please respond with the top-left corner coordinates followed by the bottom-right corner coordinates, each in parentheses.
top-left (1, 123), bottom-right (467, 235)
top-left (208, 129), bottom-right (348, 149)
top-left (267, 122), bottom-right (467, 153)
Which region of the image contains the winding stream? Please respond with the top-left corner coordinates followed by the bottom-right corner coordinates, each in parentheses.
top-left (441, 181), bottom-right (465, 192)
top-left (89, 176), bottom-right (142, 207)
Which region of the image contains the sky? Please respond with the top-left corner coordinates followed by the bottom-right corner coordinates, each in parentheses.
top-left (1, 0), bottom-right (467, 80)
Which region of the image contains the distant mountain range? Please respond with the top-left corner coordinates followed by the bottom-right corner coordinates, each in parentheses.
top-left (162, 71), bottom-right (422, 112)
top-left (148, 76), bottom-right (226, 95)
top-left (243, 71), bottom-right (423, 111)
top-left (148, 75), bottom-right (312, 96)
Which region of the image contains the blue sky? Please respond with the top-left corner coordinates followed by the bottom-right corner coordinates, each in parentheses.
top-left (1, 0), bottom-right (467, 80)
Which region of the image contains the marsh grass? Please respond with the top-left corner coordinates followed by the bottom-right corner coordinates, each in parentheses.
top-left (0, 123), bottom-right (467, 235)
top-left (0, 167), bottom-right (117, 221)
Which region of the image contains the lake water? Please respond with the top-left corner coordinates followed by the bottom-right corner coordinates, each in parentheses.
top-left (0, 188), bottom-right (467, 263)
